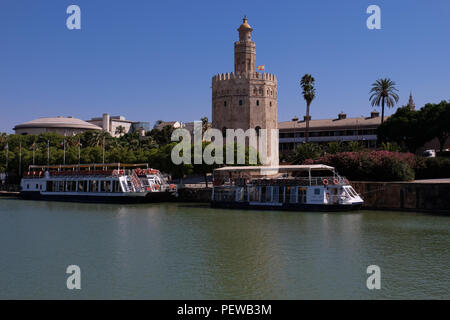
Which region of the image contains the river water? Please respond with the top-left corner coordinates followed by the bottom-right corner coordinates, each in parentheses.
top-left (0, 198), bottom-right (449, 299)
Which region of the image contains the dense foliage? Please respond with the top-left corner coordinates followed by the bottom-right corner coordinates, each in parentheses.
top-left (290, 141), bottom-right (450, 181)
top-left (377, 100), bottom-right (450, 152)
top-left (304, 150), bottom-right (416, 181)
top-left (0, 128), bottom-right (259, 184)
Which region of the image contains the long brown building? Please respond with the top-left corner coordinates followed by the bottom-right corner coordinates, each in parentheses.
top-left (279, 111), bottom-right (383, 153)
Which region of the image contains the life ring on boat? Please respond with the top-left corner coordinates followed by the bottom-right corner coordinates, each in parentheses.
top-left (153, 184), bottom-right (160, 190)
top-left (344, 179), bottom-right (349, 185)
top-left (169, 184), bottom-right (177, 190)
top-left (333, 178), bottom-right (339, 185)
top-left (322, 178), bottom-right (329, 186)
top-left (119, 170), bottom-right (124, 175)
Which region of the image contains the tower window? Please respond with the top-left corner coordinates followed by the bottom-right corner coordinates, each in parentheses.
top-left (224, 101), bottom-right (227, 107)
top-left (256, 100), bottom-right (260, 106)
top-left (239, 100), bottom-right (243, 106)
top-left (270, 101), bottom-right (272, 107)
top-left (255, 126), bottom-right (261, 136)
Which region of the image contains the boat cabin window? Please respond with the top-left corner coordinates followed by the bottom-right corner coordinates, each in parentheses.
top-left (99, 180), bottom-right (110, 192)
top-left (286, 186), bottom-right (297, 203)
top-left (78, 181), bottom-right (88, 192)
top-left (112, 181), bottom-right (120, 193)
top-left (273, 187), bottom-right (281, 203)
top-left (298, 187), bottom-right (307, 203)
top-left (89, 180), bottom-right (98, 192)
top-left (66, 181), bottom-right (76, 192)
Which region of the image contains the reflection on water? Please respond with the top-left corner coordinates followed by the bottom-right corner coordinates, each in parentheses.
top-left (0, 199), bottom-right (449, 299)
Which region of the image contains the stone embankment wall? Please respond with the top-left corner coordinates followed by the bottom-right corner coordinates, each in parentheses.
top-left (352, 181), bottom-right (450, 213)
top-left (177, 188), bottom-right (212, 203)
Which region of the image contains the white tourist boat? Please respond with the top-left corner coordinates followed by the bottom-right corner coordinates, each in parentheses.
top-left (211, 165), bottom-right (364, 211)
top-left (20, 163), bottom-right (177, 203)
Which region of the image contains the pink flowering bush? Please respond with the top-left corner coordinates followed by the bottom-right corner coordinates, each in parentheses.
top-left (306, 151), bottom-right (416, 181)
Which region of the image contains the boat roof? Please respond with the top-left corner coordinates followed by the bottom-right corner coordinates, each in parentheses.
top-left (214, 164), bottom-right (335, 172)
top-left (28, 163), bottom-right (149, 170)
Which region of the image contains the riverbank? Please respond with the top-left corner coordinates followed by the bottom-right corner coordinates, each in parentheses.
top-left (0, 191), bottom-right (20, 197)
top-left (3, 181), bottom-right (450, 213)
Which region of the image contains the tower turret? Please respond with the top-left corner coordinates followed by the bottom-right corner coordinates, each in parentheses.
top-left (234, 17), bottom-right (256, 75)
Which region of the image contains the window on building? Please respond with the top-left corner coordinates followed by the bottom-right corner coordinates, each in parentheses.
top-left (270, 101), bottom-right (272, 107)
top-left (256, 100), bottom-right (259, 106)
top-left (255, 126), bottom-right (261, 136)
top-left (239, 100), bottom-right (243, 106)
top-left (224, 101), bottom-right (227, 107)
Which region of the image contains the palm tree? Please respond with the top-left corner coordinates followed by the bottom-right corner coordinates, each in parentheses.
top-left (369, 78), bottom-right (399, 124)
top-left (115, 125), bottom-right (126, 137)
top-left (200, 117), bottom-right (210, 135)
top-left (300, 74), bottom-right (316, 143)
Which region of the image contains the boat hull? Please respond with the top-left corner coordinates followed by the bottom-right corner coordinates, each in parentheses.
top-left (211, 200), bottom-right (363, 212)
top-left (20, 191), bottom-right (175, 204)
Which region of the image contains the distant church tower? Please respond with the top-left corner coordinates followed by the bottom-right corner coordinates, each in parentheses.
top-left (212, 17), bottom-right (278, 166)
top-left (408, 92), bottom-right (416, 111)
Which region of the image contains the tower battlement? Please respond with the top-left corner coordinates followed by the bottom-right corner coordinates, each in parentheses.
top-left (212, 72), bottom-right (277, 83)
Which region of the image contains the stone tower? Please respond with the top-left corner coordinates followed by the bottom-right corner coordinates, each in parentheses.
top-left (212, 17), bottom-right (278, 166)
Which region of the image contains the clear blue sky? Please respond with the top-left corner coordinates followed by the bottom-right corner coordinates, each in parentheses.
top-left (1, 0), bottom-right (449, 132)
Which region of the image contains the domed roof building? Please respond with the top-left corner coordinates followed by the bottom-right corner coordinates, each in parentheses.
top-left (13, 116), bottom-right (102, 136)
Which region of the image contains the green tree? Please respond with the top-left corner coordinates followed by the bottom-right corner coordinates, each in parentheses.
top-left (377, 106), bottom-right (424, 152)
top-left (369, 78), bottom-right (399, 124)
top-left (148, 125), bottom-right (175, 146)
top-left (300, 74), bottom-right (316, 143)
top-left (115, 125), bottom-right (126, 137)
top-left (293, 143), bottom-right (321, 164)
top-left (419, 100), bottom-right (450, 153)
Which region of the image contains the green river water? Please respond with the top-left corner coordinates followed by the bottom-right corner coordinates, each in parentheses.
top-left (0, 198), bottom-right (449, 299)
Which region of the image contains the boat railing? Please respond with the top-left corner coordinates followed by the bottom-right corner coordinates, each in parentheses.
top-left (23, 169), bottom-right (128, 178)
top-left (218, 175), bottom-right (349, 187)
top-left (130, 169), bottom-right (145, 192)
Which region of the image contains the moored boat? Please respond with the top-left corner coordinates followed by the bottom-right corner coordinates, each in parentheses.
top-left (211, 165), bottom-right (363, 211)
top-left (20, 163), bottom-right (177, 203)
